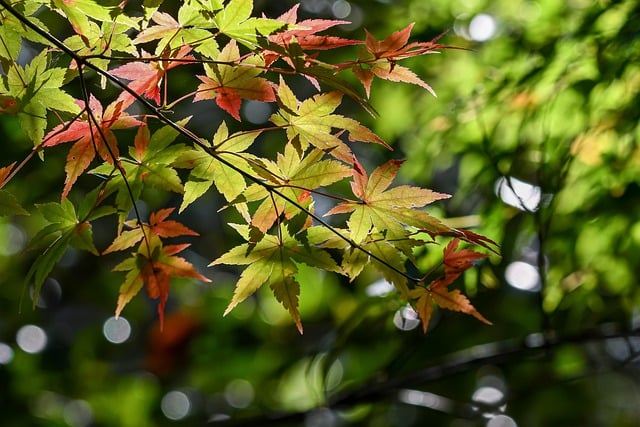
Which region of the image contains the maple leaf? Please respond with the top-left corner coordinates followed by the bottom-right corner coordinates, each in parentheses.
top-left (103, 208), bottom-right (199, 254)
top-left (134, 10), bottom-right (219, 57)
top-left (430, 238), bottom-right (490, 289)
top-left (114, 242), bottom-right (210, 330)
top-left (325, 157), bottom-right (450, 244)
top-left (270, 77), bottom-right (388, 163)
top-left (211, 226), bottom-right (341, 334)
top-left (52, 0), bottom-right (126, 38)
top-left (2, 50), bottom-right (81, 144)
top-left (212, 0), bottom-right (286, 48)
top-left (110, 46), bottom-right (195, 109)
top-left (43, 95), bottom-right (143, 199)
top-left (409, 286), bottom-right (491, 333)
top-left (194, 40), bottom-right (275, 121)
top-left (351, 24), bottom-right (450, 98)
top-left (261, 4), bottom-right (361, 67)
top-left (24, 197), bottom-right (113, 308)
top-left (91, 119), bottom-right (190, 228)
top-left (243, 144), bottom-right (352, 234)
top-left (107, 208), bottom-right (209, 328)
top-left (409, 238), bottom-right (491, 332)
top-left (173, 121), bottom-right (263, 213)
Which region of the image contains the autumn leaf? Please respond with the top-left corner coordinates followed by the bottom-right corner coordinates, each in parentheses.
top-left (91, 119), bottom-right (190, 228)
top-left (194, 40), bottom-right (275, 121)
top-left (351, 24), bottom-right (450, 98)
top-left (326, 157), bottom-right (450, 244)
top-left (408, 238), bottom-right (491, 332)
top-left (270, 77), bottom-right (387, 163)
top-left (110, 46), bottom-right (195, 108)
top-left (409, 286), bottom-right (491, 333)
top-left (43, 95), bottom-right (143, 199)
top-left (430, 238), bottom-right (490, 289)
top-left (262, 4), bottom-right (361, 67)
top-left (109, 208), bottom-right (209, 328)
top-left (114, 243), bottom-right (210, 330)
top-left (103, 208), bottom-right (199, 254)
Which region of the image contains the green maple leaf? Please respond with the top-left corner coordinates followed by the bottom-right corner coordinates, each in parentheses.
top-left (52, 0), bottom-right (137, 38)
top-left (213, 0), bottom-right (286, 48)
top-left (91, 119), bottom-right (189, 227)
top-left (24, 197), bottom-right (112, 308)
top-left (270, 77), bottom-right (388, 163)
top-left (0, 2), bottom-right (55, 64)
top-left (211, 226), bottom-right (341, 333)
top-left (134, 8), bottom-right (219, 58)
top-left (3, 51), bottom-right (81, 144)
top-left (325, 157), bottom-right (450, 244)
top-left (174, 121), bottom-right (261, 213)
top-left (64, 20), bottom-right (138, 68)
top-left (242, 144), bottom-right (351, 234)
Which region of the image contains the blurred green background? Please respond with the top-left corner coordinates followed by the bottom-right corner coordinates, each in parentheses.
top-left (1, 0), bottom-right (639, 426)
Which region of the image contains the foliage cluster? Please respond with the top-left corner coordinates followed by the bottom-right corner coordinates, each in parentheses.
top-left (0, 0), bottom-right (496, 332)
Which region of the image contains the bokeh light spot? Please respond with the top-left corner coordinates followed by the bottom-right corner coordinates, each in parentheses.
top-left (469, 14), bottom-right (497, 41)
top-left (0, 222), bottom-right (27, 255)
top-left (472, 386), bottom-right (505, 407)
top-left (224, 379), bottom-right (254, 409)
top-left (505, 261), bottom-right (541, 292)
top-left (487, 414), bottom-right (518, 427)
top-left (495, 177), bottom-right (542, 211)
top-left (16, 325), bottom-right (47, 354)
top-left (301, 0), bottom-right (329, 14)
top-left (365, 279), bottom-right (394, 297)
top-left (31, 278), bottom-right (62, 309)
top-left (63, 399), bottom-right (93, 427)
top-left (102, 316), bottom-right (131, 344)
top-left (242, 100), bottom-right (272, 124)
top-left (161, 390), bottom-right (191, 420)
top-left (399, 389), bottom-right (453, 412)
top-left (0, 342), bottom-right (14, 364)
top-left (331, 0), bottom-right (351, 19)
top-left (393, 305), bottom-right (420, 331)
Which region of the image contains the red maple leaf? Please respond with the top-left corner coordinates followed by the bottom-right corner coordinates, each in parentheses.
top-left (431, 239), bottom-right (489, 290)
top-left (194, 40), bottom-right (275, 121)
top-left (264, 4), bottom-right (361, 64)
top-left (148, 208), bottom-right (200, 238)
top-left (141, 244), bottom-right (210, 330)
top-left (103, 208), bottom-right (199, 255)
top-left (350, 24), bottom-right (452, 98)
top-left (110, 45), bottom-right (195, 109)
top-left (43, 95), bottom-right (143, 199)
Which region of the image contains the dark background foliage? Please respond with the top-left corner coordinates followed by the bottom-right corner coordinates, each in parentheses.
top-left (1, 0), bottom-right (639, 426)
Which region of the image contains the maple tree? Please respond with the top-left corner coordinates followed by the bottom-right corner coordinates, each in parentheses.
top-left (0, 0), bottom-right (498, 333)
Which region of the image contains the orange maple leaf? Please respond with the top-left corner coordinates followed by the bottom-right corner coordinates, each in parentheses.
top-left (194, 40), bottom-right (275, 121)
top-left (110, 46), bottom-right (195, 109)
top-left (43, 95), bottom-right (143, 199)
